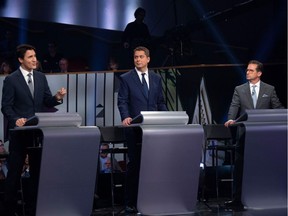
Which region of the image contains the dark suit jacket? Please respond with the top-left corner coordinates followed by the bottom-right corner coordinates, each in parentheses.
top-left (1, 69), bottom-right (61, 129)
top-left (117, 69), bottom-right (167, 120)
top-left (227, 81), bottom-right (284, 120)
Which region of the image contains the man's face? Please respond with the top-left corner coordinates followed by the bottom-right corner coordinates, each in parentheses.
top-left (19, 49), bottom-right (37, 71)
top-left (100, 145), bottom-right (109, 158)
top-left (59, 60), bottom-right (68, 71)
top-left (105, 158), bottom-right (111, 169)
top-left (0, 144), bottom-right (5, 154)
top-left (134, 50), bottom-right (150, 71)
top-left (246, 63), bottom-right (261, 82)
top-left (136, 12), bottom-right (145, 22)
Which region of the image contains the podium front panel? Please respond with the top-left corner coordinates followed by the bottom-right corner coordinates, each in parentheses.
top-left (242, 110), bottom-right (287, 210)
top-left (36, 126), bottom-right (100, 216)
top-left (242, 123), bottom-right (287, 209)
top-left (137, 124), bottom-right (203, 215)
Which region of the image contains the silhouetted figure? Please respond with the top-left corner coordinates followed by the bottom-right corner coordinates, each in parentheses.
top-left (122, 7), bottom-right (151, 68)
top-left (122, 7), bottom-right (151, 50)
top-left (42, 42), bottom-right (63, 73)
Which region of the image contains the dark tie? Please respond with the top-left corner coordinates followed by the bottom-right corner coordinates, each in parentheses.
top-left (141, 73), bottom-right (149, 98)
top-left (251, 85), bottom-right (257, 108)
top-left (27, 73), bottom-right (34, 97)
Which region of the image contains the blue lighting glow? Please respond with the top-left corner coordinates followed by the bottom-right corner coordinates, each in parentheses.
top-left (100, 0), bottom-right (119, 30)
top-left (0, 0), bottom-right (150, 33)
top-left (191, 1), bottom-right (245, 82)
top-left (56, 1), bottom-right (77, 24)
top-left (2, 0), bottom-right (26, 18)
top-left (123, 0), bottom-right (140, 28)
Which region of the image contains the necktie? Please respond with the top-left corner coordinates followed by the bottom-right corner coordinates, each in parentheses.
top-left (251, 85), bottom-right (257, 108)
top-left (27, 73), bottom-right (34, 98)
top-left (141, 73), bottom-right (149, 98)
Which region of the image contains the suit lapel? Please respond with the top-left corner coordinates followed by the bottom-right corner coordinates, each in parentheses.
top-left (132, 69), bottom-right (149, 99)
top-left (147, 70), bottom-right (155, 98)
top-left (16, 70), bottom-right (34, 100)
top-left (256, 81), bottom-right (265, 108)
top-left (244, 82), bottom-right (254, 108)
top-left (33, 71), bottom-right (40, 100)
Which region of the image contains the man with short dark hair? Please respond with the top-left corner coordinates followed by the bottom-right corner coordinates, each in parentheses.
top-left (1, 44), bottom-right (66, 215)
top-left (224, 60), bottom-right (284, 210)
top-left (118, 46), bottom-right (167, 213)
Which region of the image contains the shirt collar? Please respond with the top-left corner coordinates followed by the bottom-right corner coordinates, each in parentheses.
top-left (135, 67), bottom-right (148, 76)
top-left (249, 80), bottom-right (260, 88)
top-left (19, 66), bottom-right (33, 77)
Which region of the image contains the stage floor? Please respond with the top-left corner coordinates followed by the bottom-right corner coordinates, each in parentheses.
top-left (92, 198), bottom-right (287, 216)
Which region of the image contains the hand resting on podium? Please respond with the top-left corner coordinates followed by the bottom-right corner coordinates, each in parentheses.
top-left (15, 115), bottom-right (39, 127)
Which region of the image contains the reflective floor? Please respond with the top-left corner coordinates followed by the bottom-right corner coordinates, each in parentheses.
top-left (92, 198), bottom-right (287, 216)
top-left (92, 170), bottom-right (287, 216)
top-left (2, 191), bottom-right (286, 216)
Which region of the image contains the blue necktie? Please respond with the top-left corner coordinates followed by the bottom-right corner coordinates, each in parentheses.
top-left (141, 73), bottom-right (149, 98)
top-left (251, 85), bottom-right (257, 108)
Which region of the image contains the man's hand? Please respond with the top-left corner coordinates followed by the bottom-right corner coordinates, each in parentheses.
top-left (16, 118), bottom-right (27, 127)
top-left (55, 87), bottom-right (67, 100)
top-left (224, 119), bottom-right (235, 127)
top-left (122, 117), bottom-right (132, 126)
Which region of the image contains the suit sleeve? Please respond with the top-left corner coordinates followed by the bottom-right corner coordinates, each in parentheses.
top-left (41, 74), bottom-right (62, 107)
top-left (1, 76), bottom-right (19, 126)
top-left (117, 76), bottom-right (130, 121)
top-left (227, 87), bottom-right (241, 120)
top-left (270, 87), bottom-right (285, 109)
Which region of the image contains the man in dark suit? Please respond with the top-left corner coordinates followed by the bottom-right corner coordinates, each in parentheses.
top-left (224, 60), bottom-right (284, 210)
top-left (118, 46), bottom-right (167, 213)
top-left (1, 44), bottom-right (66, 216)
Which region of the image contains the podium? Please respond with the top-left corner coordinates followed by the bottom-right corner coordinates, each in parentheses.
top-left (132, 111), bottom-right (204, 215)
top-left (12, 113), bottom-right (100, 216)
top-left (241, 109), bottom-right (287, 210)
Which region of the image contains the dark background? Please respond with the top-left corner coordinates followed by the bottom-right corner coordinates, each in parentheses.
top-left (0, 0), bottom-right (286, 123)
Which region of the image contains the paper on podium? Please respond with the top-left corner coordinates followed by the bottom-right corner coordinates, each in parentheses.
top-left (24, 115), bottom-right (39, 126)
